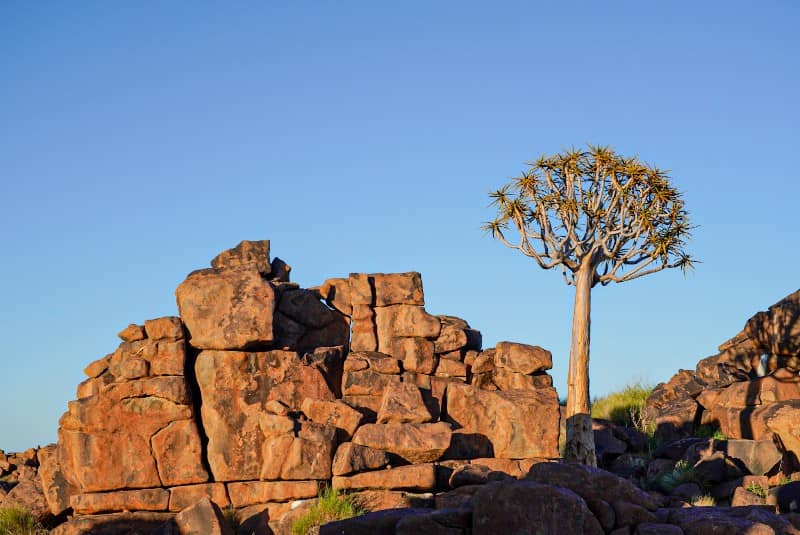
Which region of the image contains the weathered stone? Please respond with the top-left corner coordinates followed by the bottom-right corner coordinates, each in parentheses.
top-left (320, 508), bottom-right (432, 535)
top-left (346, 351), bottom-right (402, 375)
top-left (332, 464), bottom-right (436, 492)
top-left (278, 289), bottom-right (336, 329)
top-left (526, 462), bottom-right (659, 511)
top-left (349, 272), bottom-right (424, 307)
top-left (195, 350), bottom-right (334, 481)
top-left (3, 474), bottom-right (49, 522)
top-left (376, 305), bottom-right (441, 340)
top-left (393, 337), bottom-right (436, 374)
top-left (301, 398), bottom-right (364, 441)
top-left (342, 395), bottom-right (384, 418)
top-left (169, 483), bottom-right (230, 511)
top-left (745, 289), bottom-right (800, 357)
top-left (667, 505), bottom-right (792, 534)
top-left (151, 340), bottom-right (186, 376)
top-left (50, 512), bottom-right (174, 535)
top-left (434, 359), bottom-right (467, 379)
top-left (260, 420), bottom-right (336, 481)
top-left (71, 488), bottom-right (170, 514)
top-left (270, 257), bottom-right (291, 282)
top-left (144, 317), bottom-right (184, 341)
top-left (176, 266), bottom-right (276, 350)
top-left (766, 401), bottom-right (800, 463)
top-left (471, 349), bottom-right (495, 374)
top-left (76, 373), bottom-right (113, 399)
top-left (118, 324), bottom-right (146, 343)
top-left (634, 524), bottom-right (684, 535)
top-left (395, 508), bottom-right (470, 535)
top-left (377, 382), bottom-right (433, 424)
top-left (319, 278), bottom-right (352, 315)
top-left (448, 464), bottom-right (491, 488)
top-left (118, 356), bottom-right (149, 379)
top-left (472, 480), bottom-right (604, 535)
top-left (151, 419), bottom-right (209, 487)
top-left (332, 443), bottom-right (390, 476)
top-left (211, 239), bottom-right (271, 275)
top-left (38, 443), bottom-right (78, 516)
top-left (352, 422), bottom-right (452, 463)
top-left (433, 326), bottom-right (468, 354)
top-left (695, 353), bottom-right (749, 388)
top-left (351, 305), bottom-right (378, 352)
top-left (612, 500), bottom-right (657, 528)
top-left (342, 368), bottom-right (399, 396)
top-left (58, 377), bottom-right (195, 492)
top-left (173, 496), bottom-right (234, 535)
top-left (725, 439), bottom-right (782, 476)
top-left (446, 383), bottom-right (560, 459)
top-left (84, 356), bottom-right (110, 378)
top-left (227, 481), bottom-right (320, 508)
top-left (494, 341), bottom-right (552, 374)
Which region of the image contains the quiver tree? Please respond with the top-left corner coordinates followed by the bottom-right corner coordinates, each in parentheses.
top-left (484, 145), bottom-right (694, 465)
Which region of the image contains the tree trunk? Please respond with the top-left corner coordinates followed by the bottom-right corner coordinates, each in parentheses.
top-left (564, 262), bottom-right (596, 466)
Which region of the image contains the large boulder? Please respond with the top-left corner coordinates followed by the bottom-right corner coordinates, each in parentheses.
top-left (194, 350), bottom-right (335, 481)
top-left (472, 480), bottom-right (604, 534)
top-left (176, 266), bottom-right (276, 350)
top-left (445, 383), bottom-right (560, 458)
top-left (352, 422), bottom-right (452, 463)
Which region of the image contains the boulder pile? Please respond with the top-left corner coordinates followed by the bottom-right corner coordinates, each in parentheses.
top-left (646, 289), bottom-right (800, 465)
top-left (15, 240), bottom-right (561, 534)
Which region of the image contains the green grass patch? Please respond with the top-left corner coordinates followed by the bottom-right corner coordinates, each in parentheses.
top-left (591, 381), bottom-right (654, 430)
top-left (652, 459), bottom-right (703, 493)
top-left (690, 494), bottom-right (716, 507)
top-left (0, 505), bottom-right (47, 535)
top-left (746, 482), bottom-right (768, 498)
top-left (291, 486), bottom-right (367, 535)
top-left (695, 424), bottom-right (726, 440)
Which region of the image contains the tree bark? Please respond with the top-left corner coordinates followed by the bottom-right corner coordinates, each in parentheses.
top-left (564, 261), bottom-right (596, 466)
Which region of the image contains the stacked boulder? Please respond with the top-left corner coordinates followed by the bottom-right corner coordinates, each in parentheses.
top-left (37, 240), bottom-right (560, 534)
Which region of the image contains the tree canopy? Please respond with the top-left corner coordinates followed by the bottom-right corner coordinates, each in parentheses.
top-left (484, 145), bottom-right (694, 286)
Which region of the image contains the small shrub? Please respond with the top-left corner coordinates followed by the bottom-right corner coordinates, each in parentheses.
top-left (690, 494), bottom-right (716, 507)
top-left (0, 505), bottom-right (47, 535)
top-left (591, 381), bottom-right (654, 431)
top-left (746, 482), bottom-right (768, 498)
top-left (653, 459), bottom-right (702, 493)
top-left (291, 486), bottom-right (366, 535)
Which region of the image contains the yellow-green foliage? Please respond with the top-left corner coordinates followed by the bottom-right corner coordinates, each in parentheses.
top-left (690, 494), bottom-right (716, 507)
top-left (653, 459), bottom-right (701, 493)
top-left (0, 506), bottom-right (46, 535)
top-left (291, 487), bottom-right (366, 535)
top-left (591, 381), bottom-right (653, 430)
top-left (746, 482), bottom-right (768, 498)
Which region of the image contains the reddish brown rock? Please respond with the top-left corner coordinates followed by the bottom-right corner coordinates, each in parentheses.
top-left (3, 474), bottom-right (49, 522)
top-left (342, 395), bottom-right (384, 418)
top-left (226, 481), bottom-right (320, 508)
top-left (83, 356), bottom-right (110, 378)
top-left (320, 509), bottom-right (433, 535)
top-left (195, 350), bottom-right (334, 481)
top-left (277, 289), bottom-right (338, 330)
top-left (446, 383), bottom-right (560, 459)
top-left (395, 508), bottom-right (471, 534)
top-left (211, 239), bottom-right (271, 275)
top-left (376, 305), bottom-right (441, 340)
top-left (350, 305), bottom-right (378, 352)
top-left (260, 420), bottom-right (336, 481)
top-left (38, 443), bottom-right (78, 516)
top-left (71, 488), bottom-right (170, 514)
top-left (352, 490), bottom-right (423, 511)
top-left (144, 316), bottom-right (184, 341)
top-left (352, 422), bottom-right (452, 463)
top-left (332, 464), bottom-right (436, 492)
top-left (58, 377), bottom-right (196, 493)
top-left (332, 443), bottom-right (390, 476)
top-left (301, 398), bottom-right (364, 441)
top-left (319, 277), bottom-right (352, 315)
top-left (494, 341), bottom-right (552, 374)
top-left (50, 512), bottom-right (174, 535)
top-left (393, 337), bottom-right (436, 374)
top-left (169, 483), bottom-right (230, 511)
top-left (526, 462), bottom-right (659, 511)
top-left (151, 419), bottom-right (209, 487)
top-left (270, 257), bottom-right (291, 282)
top-left (118, 324), bottom-right (146, 343)
top-left (173, 496), bottom-right (234, 535)
top-left (472, 480), bottom-right (603, 535)
top-left (766, 400), bottom-right (800, 459)
top-left (471, 349), bottom-right (495, 374)
top-left (377, 382), bottom-right (433, 424)
top-left (150, 339), bottom-right (186, 376)
top-left (175, 266), bottom-right (276, 350)
top-left (434, 359), bottom-right (467, 379)
top-left (349, 272), bottom-right (425, 307)
top-left (744, 289), bottom-right (800, 357)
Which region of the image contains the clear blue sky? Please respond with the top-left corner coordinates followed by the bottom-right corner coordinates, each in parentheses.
top-left (2, 2), bottom-right (798, 452)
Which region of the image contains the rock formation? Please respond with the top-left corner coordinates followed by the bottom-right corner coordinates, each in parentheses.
top-left (26, 240), bottom-right (560, 533)
top-left (646, 289), bottom-right (800, 466)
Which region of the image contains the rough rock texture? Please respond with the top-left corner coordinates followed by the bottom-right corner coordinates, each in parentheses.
top-left (446, 383), bottom-right (560, 458)
top-left (42, 240), bottom-right (566, 529)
